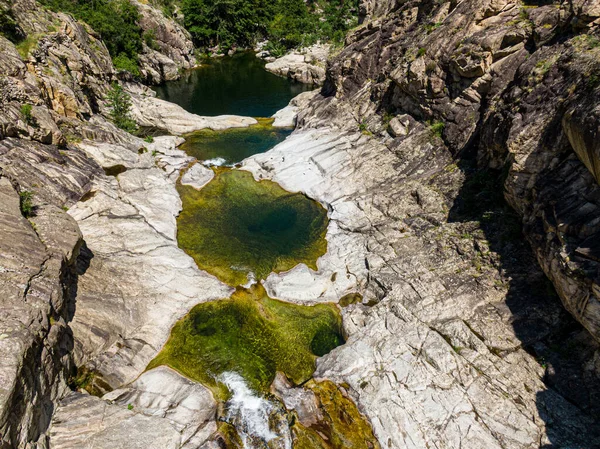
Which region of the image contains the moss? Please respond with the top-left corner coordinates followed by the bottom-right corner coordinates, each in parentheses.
top-left (339, 292), bottom-right (363, 307)
top-left (181, 118), bottom-right (292, 165)
top-left (292, 380), bottom-right (381, 449)
top-left (177, 169), bottom-right (328, 286)
top-left (15, 34), bottom-right (39, 58)
top-left (147, 285), bottom-right (344, 400)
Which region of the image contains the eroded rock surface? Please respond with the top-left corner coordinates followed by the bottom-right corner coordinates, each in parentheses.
top-left (265, 45), bottom-right (330, 85)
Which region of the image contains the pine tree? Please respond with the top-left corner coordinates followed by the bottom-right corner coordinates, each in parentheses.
top-left (106, 83), bottom-right (137, 134)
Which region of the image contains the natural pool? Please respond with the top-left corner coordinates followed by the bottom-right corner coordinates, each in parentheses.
top-left (177, 169), bottom-right (328, 286)
top-left (181, 118), bottom-right (292, 166)
top-left (148, 285), bottom-right (344, 400)
top-left (150, 52), bottom-right (379, 448)
top-left (154, 52), bottom-right (312, 117)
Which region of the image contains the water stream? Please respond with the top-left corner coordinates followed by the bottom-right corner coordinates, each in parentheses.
top-left (150, 53), bottom-right (378, 448)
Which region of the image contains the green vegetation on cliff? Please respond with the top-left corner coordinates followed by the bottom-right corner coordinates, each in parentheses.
top-left (182, 0), bottom-right (358, 51)
top-left (147, 285), bottom-right (344, 399)
top-left (40, 0), bottom-right (143, 75)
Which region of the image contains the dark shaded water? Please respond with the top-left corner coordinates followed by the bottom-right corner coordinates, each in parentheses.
top-left (181, 119), bottom-right (292, 166)
top-left (153, 52), bottom-right (313, 117)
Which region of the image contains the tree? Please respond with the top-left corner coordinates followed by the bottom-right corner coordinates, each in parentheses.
top-left (106, 83), bottom-right (137, 134)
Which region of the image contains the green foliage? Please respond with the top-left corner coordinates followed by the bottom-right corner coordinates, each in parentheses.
top-left (144, 135), bottom-right (155, 143)
top-left (19, 190), bottom-right (34, 218)
top-left (40, 0), bottom-right (142, 75)
top-left (106, 83), bottom-right (137, 133)
top-left (429, 120), bottom-right (445, 138)
top-left (182, 0), bottom-right (358, 51)
top-left (417, 47), bottom-right (427, 57)
top-left (143, 29), bottom-right (160, 51)
top-left (20, 104), bottom-right (34, 126)
top-left (147, 285), bottom-right (344, 399)
top-left (15, 35), bottom-right (39, 59)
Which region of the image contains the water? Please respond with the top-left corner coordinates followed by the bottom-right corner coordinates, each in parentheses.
top-left (153, 52), bottom-right (313, 118)
top-left (181, 119), bottom-right (293, 166)
top-left (219, 372), bottom-right (292, 449)
top-left (177, 170), bottom-right (329, 286)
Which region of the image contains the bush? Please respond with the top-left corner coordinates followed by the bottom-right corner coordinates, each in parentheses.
top-left (19, 190), bottom-right (34, 218)
top-left (20, 104), bottom-right (34, 125)
top-left (106, 83), bottom-right (137, 134)
top-left (429, 120), bottom-right (445, 138)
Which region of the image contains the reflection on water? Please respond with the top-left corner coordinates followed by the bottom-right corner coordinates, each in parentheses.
top-left (182, 119), bottom-right (292, 166)
top-left (153, 52), bottom-right (313, 118)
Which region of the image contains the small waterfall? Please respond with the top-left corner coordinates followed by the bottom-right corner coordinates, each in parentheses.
top-left (219, 372), bottom-right (292, 449)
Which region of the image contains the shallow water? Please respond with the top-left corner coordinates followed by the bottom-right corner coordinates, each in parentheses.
top-left (177, 169), bottom-right (328, 286)
top-left (147, 285), bottom-right (344, 398)
top-left (181, 118), bottom-right (292, 166)
top-left (153, 52), bottom-right (313, 117)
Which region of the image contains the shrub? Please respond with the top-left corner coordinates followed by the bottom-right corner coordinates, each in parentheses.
top-left (106, 83), bottom-right (137, 134)
top-left (20, 104), bottom-right (34, 126)
top-left (429, 120), bottom-right (445, 138)
top-left (417, 47), bottom-right (427, 57)
top-left (19, 190), bottom-right (34, 217)
top-left (144, 135), bottom-right (155, 143)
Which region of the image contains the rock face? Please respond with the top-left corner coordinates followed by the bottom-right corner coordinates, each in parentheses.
top-left (134, 0), bottom-right (197, 84)
top-left (0, 1), bottom-right (253, 446)
top-left (0, 137), bottom-right (98, 447)
top-left (265, 44), bottom-right (330, 85)
top-left (240, 0), bottom-right (600, 444)
top-left (295, 0), bottom-right (600, 344)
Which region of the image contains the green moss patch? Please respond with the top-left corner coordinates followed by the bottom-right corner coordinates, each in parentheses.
top-left (147, 285), bottom-right (344, 400)
top-left (181, 118), bottom-right (293, 165)
top-left (177, 169), bottom-right (328, 286)
top-left (292, 380), bottom-right (381, 449)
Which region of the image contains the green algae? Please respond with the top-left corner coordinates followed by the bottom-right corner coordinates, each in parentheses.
top-left (147, 285), bottom-right (344, 400)
top-left (292, 380), bottom-right (381, 449)
top-left (177, 169), bottom-right (328, 286)
top-left (181, 118), bottom-right (293, 166)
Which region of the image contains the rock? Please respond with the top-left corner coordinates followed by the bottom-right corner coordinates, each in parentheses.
top-left (271, 90), bottom-right (320, 128)
top-left (265, 45), bottom-right (330, 85)
top-left (129, 93), bottom-right (257, 135)
top-left (103, 366), bottom-right (217, 448)
top-left (180, 163), bottom-right (214, 190)
top-left (134, 1), bottom-right (196, 83)
top-left (67, 135), bottom-right (233, 389)
top-left (243, 118), bottom-right (600, 446)
top-left (387, 114), bottom-right (411, 137)
top-left (270, 373), bottom-right (322, 427)
top-left (0, 137), bottom-right (97, 447)
top-left (48, 393), bottom-right (182, 449)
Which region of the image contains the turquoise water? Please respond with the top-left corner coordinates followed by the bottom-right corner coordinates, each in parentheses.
top-left (181, 119), bottom-right (292, 166)
top-left (153, 52), bottom-right (313, 118)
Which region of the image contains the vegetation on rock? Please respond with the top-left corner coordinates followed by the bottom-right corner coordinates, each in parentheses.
top-left (147, 285), bottom-right (344, 399)
top-left (40, 0), bottom-right (143, 75)
top-left (19, 190), bottom-right (34, 218)
top-left (106, 83), bottom-right (137, 133)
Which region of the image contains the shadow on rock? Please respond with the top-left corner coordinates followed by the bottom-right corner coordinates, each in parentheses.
top-left (448, 154), bottom-right (600, 448)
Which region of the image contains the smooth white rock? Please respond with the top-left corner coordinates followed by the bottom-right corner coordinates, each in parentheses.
top-left (181, 163), bottom-right (214, 190)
